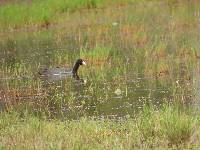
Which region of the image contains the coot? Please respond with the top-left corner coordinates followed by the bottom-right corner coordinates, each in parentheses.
top-left (38, 59), bottom-right (86, 81)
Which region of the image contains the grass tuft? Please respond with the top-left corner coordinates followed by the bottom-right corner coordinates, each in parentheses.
top-left (160, 105), bottom-right (195, 145)
top-left (0, 105), bottom-right (198, 149)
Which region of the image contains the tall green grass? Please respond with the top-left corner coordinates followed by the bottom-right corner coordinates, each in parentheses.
top-left (160, 105), bottom-right (195, 145)
top-left (0, 0), bottom-right (192, 30)
top-left (0, 0), bottom-right (104, 29)
top-left (0, 105), bottom-right (197, 149)
top-left (0, 0), bottom-right (147, 30)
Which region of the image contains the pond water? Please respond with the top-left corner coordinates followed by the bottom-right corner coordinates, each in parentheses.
top-left (0, 2), bottom-right (199, 119)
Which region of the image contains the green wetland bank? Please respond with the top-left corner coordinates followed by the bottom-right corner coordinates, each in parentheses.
top-left (1, 0), bottom-right (200, 149)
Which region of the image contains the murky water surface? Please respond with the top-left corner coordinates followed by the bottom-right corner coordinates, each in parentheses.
top-left (0, 2), bottom-right (199, 119)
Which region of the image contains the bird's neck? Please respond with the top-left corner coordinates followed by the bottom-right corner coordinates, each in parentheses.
top-left (72, 62), bottom-right (80, 75)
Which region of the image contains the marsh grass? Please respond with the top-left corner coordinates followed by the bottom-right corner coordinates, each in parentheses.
top-left (160, 105), bottom-right (195, 145)
top-left (0, 0), bottom-right (146, 30)
top-left (137, 105), bottom-right (158, 140)
top-left (80, 46), bottom-right (125, 81)
top-left (0, 0), bottom-right (103, 29)
top-left (0, 0), bottom-right (200, 148)
top-left (0, 0), bottom-right (198, 116)
top-left (0, 104), bottom-right (198, 149)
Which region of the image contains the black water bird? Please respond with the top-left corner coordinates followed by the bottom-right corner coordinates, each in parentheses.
top-left (38, 59), bottom-right (86, 81)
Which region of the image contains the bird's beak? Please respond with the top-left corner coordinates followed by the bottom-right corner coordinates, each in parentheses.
top-left (82, 61), bottom-right (86, 65)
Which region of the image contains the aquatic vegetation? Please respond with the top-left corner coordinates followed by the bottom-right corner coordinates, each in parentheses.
top-left (137, 105), bottom-right (158, 139)
top-left (160, 105), bottom-right (195, 145)
top-left (0, 0), bottom-right (151, 31)
top-left (0, 0), bottom-right (199, 115)
top-left (0, 0), bottom-right (103, 30)
top-left (0, 105), bottom-right (198, 149)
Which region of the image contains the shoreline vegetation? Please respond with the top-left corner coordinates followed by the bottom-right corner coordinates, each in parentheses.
top-left (0, 104), bottom-right (199, 149)
top-left (0, 0), bottom-right (191, 32)
top-left (0, 0), bottom-right (135, 31)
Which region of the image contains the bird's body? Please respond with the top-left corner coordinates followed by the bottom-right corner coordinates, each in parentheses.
top-left (39, 67), bottom-right (72, 76)
top-left (38, 59), bottom-right (86, 82)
